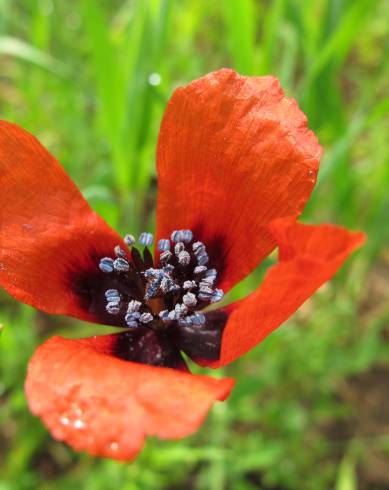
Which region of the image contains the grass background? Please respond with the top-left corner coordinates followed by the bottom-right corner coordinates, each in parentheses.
top-left (0, 0), bottom-right (388, 489)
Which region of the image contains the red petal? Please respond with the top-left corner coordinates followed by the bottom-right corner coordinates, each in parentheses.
top-left (209, 219), bottom-right (365, 367)
top-left (0, 121), bottom-right (124, 322)
top-left (156, 69), bottom-right (322, 291)
top-left (25, 334), bottom-right (234, 461)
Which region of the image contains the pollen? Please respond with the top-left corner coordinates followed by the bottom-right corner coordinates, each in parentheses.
top-left (98, 229), bottom-right (224, 330)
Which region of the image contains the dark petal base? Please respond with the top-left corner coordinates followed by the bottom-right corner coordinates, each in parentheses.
top-left (113, 328), bottom-right (189, 372)
top-left (169, 310), bottom-right (228, 362)
top-left (112, 310), bottom-right (229, 370)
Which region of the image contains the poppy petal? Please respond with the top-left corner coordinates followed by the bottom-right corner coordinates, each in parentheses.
top-left (202, 219), bottom-right (365, 367)
top-left (156, 69), bottom-right (322, 291)
top-left (25, 334), bottom-right (234, 461)
top-left (0, 121), bottom-right (126, 323)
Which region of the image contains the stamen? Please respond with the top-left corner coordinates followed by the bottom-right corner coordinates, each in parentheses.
top-left (171, 230), bottom-right (183, 242)
top-left (201, 276), bottom-right (215, 286)
top-left (114, 245), bottom-right (126, 258)
top-left (193, 241), bottom-right (205, 255)
top-left (174, 303), bottom-right (188, 318)
top-left (127, 300), bottom-right (141, 312)
top-left (194, 265), bottom-right (207, 275)
top-left (171, 229), bottom-right (193, 243)
top-left (139, 232), bottom-right (153, 247)
top-left (197, 253), bottom-right (209, 266)
top-left (183, 280), bottom-right (196, 290)
top-left (139, 312), bottom-right (153, 324)
top-left (106, 302), bottom-right (121, 314)
top-left (182, 230), bottom-right (193, 243)
top-left (192, 312), bottom-right (206, 326)
top-left (158, 239), bottom-right (170, 252)
top-left (113, 258), bottom-right (130, 272)
top-left (159, 310), bottom-right (169, 322)
top-left (211, 289), bottom-right (224, 303)
top-left (198, 285), bottom-right (213, 301)
top-left (160, 250), bottom-right (172, 262)
top-left (177, 251), bottom-right (191, 266)
top-left (205, 268), bottom-right (217, 279)
top-left (124, 234), bottom-right (135, 247)
top-left (160, 276), bottom-right (179, 294)
top-left (99, 257), bottom-right (114, 273)
top-left (174, 242), bottom-right (185, 254)
top-left (183, 292), bottom-right (197, 307)
top-left (125, 311), bottom-right (140, 328)
top-left (105, 289), bottom-right (120, 300)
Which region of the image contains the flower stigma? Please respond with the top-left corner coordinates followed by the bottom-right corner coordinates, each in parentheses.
top-left (98, 230), bottom-right (224, 330)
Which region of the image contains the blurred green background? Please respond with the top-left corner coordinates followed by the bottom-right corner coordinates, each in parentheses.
top-left (0, 0), bottom-right (388, 489)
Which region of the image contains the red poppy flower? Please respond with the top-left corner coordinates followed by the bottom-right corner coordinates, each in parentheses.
top-left (0, 69), bottom-right (364, 461)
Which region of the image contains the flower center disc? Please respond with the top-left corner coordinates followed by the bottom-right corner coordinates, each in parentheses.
top-left (98, 229), bottom-right (224, 332)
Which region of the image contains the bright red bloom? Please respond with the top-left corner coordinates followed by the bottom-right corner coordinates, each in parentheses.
top-left (0, 69), bottom-right (364, 461)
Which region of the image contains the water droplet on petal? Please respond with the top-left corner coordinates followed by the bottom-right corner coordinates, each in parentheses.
top-left (74, 419), bottom-right (85, 429)
top-left (110, 442), bottom-right (119, 452)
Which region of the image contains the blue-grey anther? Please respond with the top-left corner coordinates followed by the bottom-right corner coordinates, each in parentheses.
top-left (183, 280), bottom-right (196, 290)
top-left (127, 300), bottom-right (141, 312)
top-left (211, 289), bottom-right (224, 303)
top-left (113, 258), bottom-right (130, 272)
top-left (145, 283), bottom-right (158, 300)
top-left (114, 245), bottom-right (126, 258)
top-left (199, 284), bottom-right (213, 294)
top-left (125, 311), bottom-right (140, 328)
top-left (139, 312), bottom-right (153, 324)
top-left (106, 302), bottom-right (120, 314)
top-left (160, 250), bottom-right (172, 262)
top-left (192, 312), bottom-right (206, 326)
top-left (202, 276), bottom-right (215, 286)
top-left (183, 292), bottom-right (197, 307)
top-left (168, 310), bottom-right (177, 321)
top-left (174, 303), bottom-right (188, 318)
top-left (160, 277), bottom-right (179, 294)
top-left (178, 251), bottom-right (191, 266)
top-left (200, 278), bottom-right (215, 288)
top-left (171, 230), bottom-right (184, 242)
top-left (125, 311), bottom-right (140, 324)
top-left (99, 257), bottom-right (114, 273)
top-left (193, 241), bottom-right (205, 255)
top-left (159, 310), bottom-right (169, 322)
top-left (197, 253), bottom-right (209, 266)
top-left (144, 268), bottom-right (159, 279)
top-left (205, 268), bottom-right (217, 279)
top-left (194, 265), bottom-right (207, 275)
top-left (198, 289), bottom-right (213, 301)
top-left (158, 239), bottom-right (170, 252)
top-left (127, 321), bottom-right (138, 328)
top-left (124, 234), bottom-right (135, 246)
top-left (139, 232), bottom-right (153, 247)
top-left (181, 230), bottom-right (193, 243)
top-left (174, 242), bottom-right (185, 254)
top-left (105, 289), bottom-right (120, 300)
